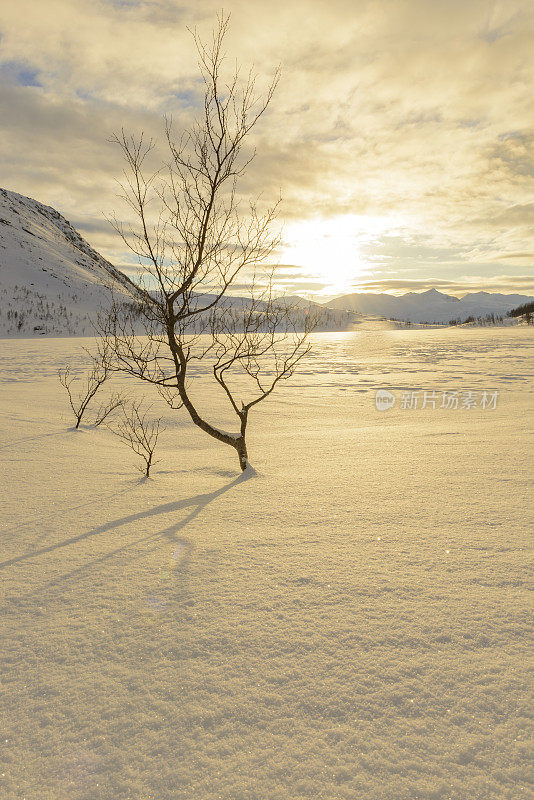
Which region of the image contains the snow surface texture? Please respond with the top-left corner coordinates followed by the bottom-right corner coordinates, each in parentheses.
top-left (0, 188), bottom-right (139, 337)
top-left (0, 327), bottom-right (533, 800)
top-left (327, 288), bottom-right (534, 324)
top-left (0, 188), bottom-right (354, 337)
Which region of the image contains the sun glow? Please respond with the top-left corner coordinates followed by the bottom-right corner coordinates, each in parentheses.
top-left (279, 214), bottom-right (400, 297)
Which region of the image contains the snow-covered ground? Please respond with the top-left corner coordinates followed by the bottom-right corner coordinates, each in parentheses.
top-left (0, 326), bottom-right (532, 800)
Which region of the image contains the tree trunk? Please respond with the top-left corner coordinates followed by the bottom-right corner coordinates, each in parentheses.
top-left (236, 409), bottom-right (249, 471)
top-left (235, 437), bottom-right (248, 471)
top-left (172, 339), bottom-right (251, 471)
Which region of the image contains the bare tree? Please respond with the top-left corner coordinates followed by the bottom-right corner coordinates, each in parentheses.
top-left (108, 400), bottom-right (164, 478)
top-left (97, 14), bottom-right (314, 471)
top-left (59, 358), bottom-right (110, 429)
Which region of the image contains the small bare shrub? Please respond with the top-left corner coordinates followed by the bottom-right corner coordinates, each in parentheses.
top-left (59, 359), bottom-right (110, 428)
top-left (108, 400), bottom-right (164, 478)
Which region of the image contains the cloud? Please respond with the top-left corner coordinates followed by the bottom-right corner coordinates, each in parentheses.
top-left (343, 275), bottom-right (534, 296)
top-left (495, 252), bottom-right (534, 262)
top-left (0, 0), bottom-right (532, 294)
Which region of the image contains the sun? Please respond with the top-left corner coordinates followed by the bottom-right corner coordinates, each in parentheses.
top-left (279, 213), bottom-right (404, 297)
top-left (280, 214), bottom-right (369, 296)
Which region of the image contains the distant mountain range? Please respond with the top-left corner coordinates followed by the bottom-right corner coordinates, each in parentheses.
top-left (1, 187), bottom-right (530, 336)
top-left (324, 288), bottom-right (534, 324)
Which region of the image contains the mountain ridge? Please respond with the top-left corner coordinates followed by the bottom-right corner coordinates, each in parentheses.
top-left (324, 287), bottom-right (533, 323)
top-left (0, 187), bottom-right (140, 336)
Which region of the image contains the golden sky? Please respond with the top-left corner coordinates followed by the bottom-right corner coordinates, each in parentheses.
top-left (1, 0), bottom-right (533, 297)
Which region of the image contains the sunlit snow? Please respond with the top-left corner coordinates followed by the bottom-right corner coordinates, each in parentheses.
top-left (0, 325), bottom-right (532, 799)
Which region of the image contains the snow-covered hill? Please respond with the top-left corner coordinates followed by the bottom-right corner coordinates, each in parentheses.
top-left (0, 188), bottom-right (141, 337)
top-left (186, 291), bottom-right (356, 332)
top-left (326, 287), bottom-right (534, 324)
top-left (0, 189), bottom-right (354, 336)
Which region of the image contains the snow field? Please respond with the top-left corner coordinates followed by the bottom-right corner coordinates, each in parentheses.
top-left (0, 327), bottom-right (532, 799)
